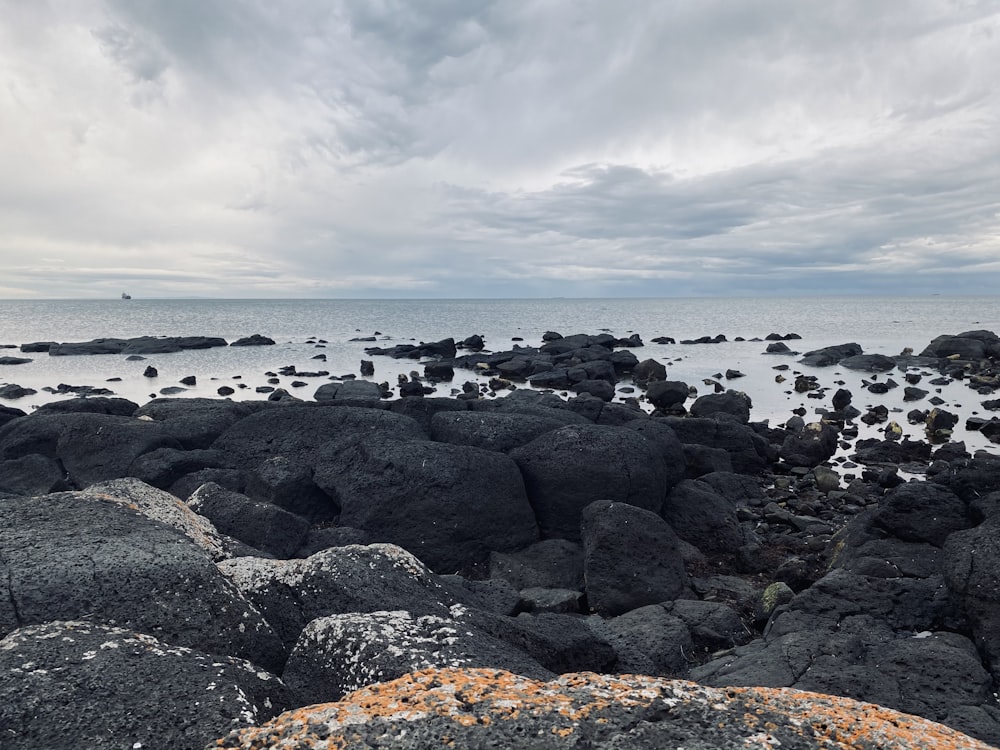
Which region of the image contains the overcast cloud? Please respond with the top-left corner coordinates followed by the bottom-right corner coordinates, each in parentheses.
top-left (1, 0), bottom-right (998, 298)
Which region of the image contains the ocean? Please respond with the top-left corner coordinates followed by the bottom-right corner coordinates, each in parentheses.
top-left (1, 296), bottom-right (998, 454)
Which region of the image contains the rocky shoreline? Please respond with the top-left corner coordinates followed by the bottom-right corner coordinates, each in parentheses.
top-left (1, 329), bottom-right (1000, 748)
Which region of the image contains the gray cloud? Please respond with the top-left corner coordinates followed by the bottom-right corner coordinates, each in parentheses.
top-left (0, 0), bottom-right (997, 298)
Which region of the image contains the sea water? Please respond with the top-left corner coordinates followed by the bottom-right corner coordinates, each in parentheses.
top-left (0, 296), bottom-right (998, 453)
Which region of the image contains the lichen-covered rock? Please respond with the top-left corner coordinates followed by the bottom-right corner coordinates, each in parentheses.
top-left (82, 477), bottom-right (241, 561)
top-left (0, 621), bottom-right (288, 750)
top-left (209, 667), bottom-right (996, 750)
top-left (0, 490), bottom-right (284, 672)
top-left (217, 544), bottom-right (459, 652)
top-left (282, 610), bottom-right (553, 705)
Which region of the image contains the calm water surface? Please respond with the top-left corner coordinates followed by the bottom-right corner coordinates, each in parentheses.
top-left (1, 296), bottom-right (998, 453)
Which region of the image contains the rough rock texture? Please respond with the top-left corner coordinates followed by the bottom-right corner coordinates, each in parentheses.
top-left (662, 479), bottom-right (744, 553)
top-left (313, 436), bottom-right (539, 571)
top-left (81, 477), bottom-right (244, 561)
top-left (282, 610), bottom-right (553, 706)
top-left (0, 412), bottom-right (182, 488)
top-left (210, 667), bottom-right (996, 750)
top-left (134, 398), bottom-right (253, 449)
top-left (429, 410), bottom-right (566, 453)
top-left (189, 482), bottom-right (310, 558)
top-left (0, 621), bottom-right (288, 750)
top-left (510, 424), bottom-right (668, 540)
top-left (0, 490), bottom-right (284, 672)
top-left (581, 500), bottom-right (688, 616)
top-left (217, 544), bottom-right (460, 653)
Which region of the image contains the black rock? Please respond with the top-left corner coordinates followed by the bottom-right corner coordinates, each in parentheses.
top-left (510, 424), bottom-right (669, 541)
top-left (581, 500), bottom-right (688, 616)
top-left (313, 436), bottom-right (539, 572)
top-left (230, 333), bottom-right (276, 347)
top-left (188, 482), bottom-right (310, 558)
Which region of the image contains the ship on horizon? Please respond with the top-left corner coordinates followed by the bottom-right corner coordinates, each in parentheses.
top-left (121, 292), bottom-right (132, 300)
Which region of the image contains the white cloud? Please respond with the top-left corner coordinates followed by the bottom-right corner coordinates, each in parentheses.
top-left (0, 0), bottom-right (997, 298)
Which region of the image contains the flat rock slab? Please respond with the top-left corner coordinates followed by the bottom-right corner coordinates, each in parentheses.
top-left (211, 667), bottom-right (995, 750)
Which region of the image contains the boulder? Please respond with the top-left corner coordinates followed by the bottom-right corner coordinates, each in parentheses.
top-left (944, 514), bottom-right (1000, 674)
top-left (693, 614), bottom-right (998, 745)
top-left (661, 479), bottom-right (743, 554)
top-left (780, 422), bottom-right (839, 468)
top-left (620, 418), bottom-right (687, 491)
top-left (581, 500), bottom-right (688, 616)
top-left (218, 544), bottom-right (458, 653)
top-left (188, 482), bottom-right (310, 559)
top-left (0, 490), bottom-right (284, 671)
top-left (871, 482), bottom-right (972, 547)
top-left (211, 404), bottom-right (425, 472)
top-left (313, 437), bottom-right (539, 571)
top-left (488, 539), bottom-right (585, 591)
top-left (662, 416), bottom-right (774, 474)
top-left (0, 621), bottom-right (289, 750)
top-left (510, 424), bottom-right (669, 541)
top-left (33, 396), bottom-right (138, 415)
top-left (429, 410), bottom-right (566, 453)
top-left (921, 331), bottom-right (1000, 360)
top-left (212, 667), bottom-right (997, 750)
top-left (314, 379), bottom-right (384, 401)
top-left (282, 610), bottom-right (553, 706)
top-left (689, 390), bottom-right (752, 423)
top-left (244, 454), bottom-right (337, 522)
top-left (134, 397), bottom-right (253, 449)
top-left (798, 342), bottom-right (863, 367)
top-left (840, 354), bottom-right (898, 371)
top-left (0, 384), bottom-right (35, 399)
top-left (632, 358), bottom-right (667, 387)
top-left (230, 333), bottom-right (275, 346)
top-left (0, 412), bottom-right (182, 489)
top-left (80, 477), bottom-right (244, 562)
top-left (645, 380), bottom-right (690, 409)
top-left (0, 405), bottom-right (26, 428)
top-left (0, 454), bottom-right (67, 496)
top-left (588, 604), bottom-right (693, 676)
top-left (127, 446), bottom-right (227, 489)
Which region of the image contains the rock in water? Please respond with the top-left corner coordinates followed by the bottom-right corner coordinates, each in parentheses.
top-left (211, 667), bottom-right (996, 750)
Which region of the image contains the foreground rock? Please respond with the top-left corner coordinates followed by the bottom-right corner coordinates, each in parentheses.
top-left (210, 667), bottom-right (995, 750)
top-left (0, 621), bottom-right (288, 750)
top-left (0, 489), bottom-right (284, 672)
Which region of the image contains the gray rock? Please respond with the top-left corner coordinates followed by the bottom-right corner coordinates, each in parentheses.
top-left (314, 379), bottom-right (384, 401)
top-left (212, 667), bottom-right (997, 750)
top-left (0, 490), bottom-right (284, 671)
top-left (429, 410), bottom-right (566, 453)
top-left (0, 621), bottom-right (289, 750)
top-left (283, 610), bottom-right (553, 706)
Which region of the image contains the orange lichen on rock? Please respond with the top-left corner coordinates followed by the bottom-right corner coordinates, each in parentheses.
top-left (210, 667), bottom-right (998, 750)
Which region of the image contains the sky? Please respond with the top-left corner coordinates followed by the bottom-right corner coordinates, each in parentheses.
top-left (1, 1), bottom-right (999, 299)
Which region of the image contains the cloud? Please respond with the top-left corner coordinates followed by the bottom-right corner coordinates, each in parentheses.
top-left (0, 0), bottom-right (997, 298)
